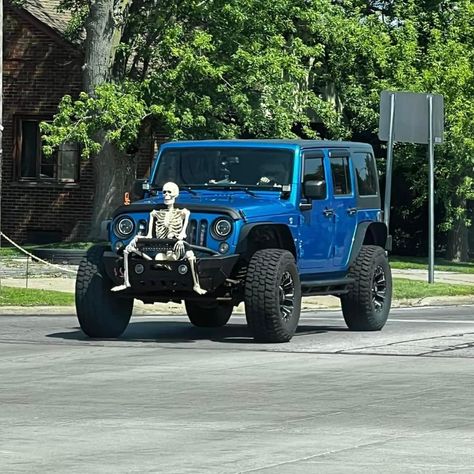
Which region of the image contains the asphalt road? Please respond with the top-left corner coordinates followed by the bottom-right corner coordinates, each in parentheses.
top-left (1, 305), bottom-right (474, 473)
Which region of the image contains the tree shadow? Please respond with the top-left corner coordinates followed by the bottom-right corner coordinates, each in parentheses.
top-left (47, 319), bottom-right (347, 345)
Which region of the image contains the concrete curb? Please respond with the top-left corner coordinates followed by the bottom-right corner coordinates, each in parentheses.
top-left (3, 295), bottom-right (474, 315)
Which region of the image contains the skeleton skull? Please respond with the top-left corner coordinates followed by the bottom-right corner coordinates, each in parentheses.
top-left (163, 182), bottom-right (179, 206)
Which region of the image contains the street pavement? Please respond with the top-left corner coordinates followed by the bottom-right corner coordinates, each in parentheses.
top-left (1, 306), bottom-right (474, 473)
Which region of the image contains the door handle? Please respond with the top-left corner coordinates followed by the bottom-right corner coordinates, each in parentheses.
top-left (323, 208), bottom-right (334, 218)
top-left (347, 207), bottom-right (357, 216)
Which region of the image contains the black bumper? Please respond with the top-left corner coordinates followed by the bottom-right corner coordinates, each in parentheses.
top-left (103, 251), bottom-right (239, 295)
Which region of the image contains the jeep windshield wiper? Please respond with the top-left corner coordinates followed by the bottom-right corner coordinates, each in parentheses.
top-left (182, 186), bottom-right (198, 195)
top-left (205, 185), bottom-right (257, 197)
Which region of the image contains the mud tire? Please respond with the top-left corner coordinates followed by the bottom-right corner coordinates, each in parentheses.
top-left (185, 301), bottom-right (233, 327)
top-left (244, 249), bottom-right (301, 343)
top-left (341, 245), bottom-right (392, 331)
top-left (76, 245), bottom-right (133, 338)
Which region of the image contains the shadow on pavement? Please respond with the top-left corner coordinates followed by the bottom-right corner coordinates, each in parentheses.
top-left (47, 320), bottom-right (346, 344)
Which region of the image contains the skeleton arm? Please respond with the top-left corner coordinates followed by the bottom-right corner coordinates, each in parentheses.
top-left (173, 209), bottom-right (190, 258)
top-left (178, 209), bottom-right (190, 241)
top-left (145, 210), bottom-right (158, 238)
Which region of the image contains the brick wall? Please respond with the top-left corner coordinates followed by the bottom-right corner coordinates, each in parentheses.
top-left (2, 6), bottom-right (93, 243)
top-left (2, 6), bottom-right (163, 244)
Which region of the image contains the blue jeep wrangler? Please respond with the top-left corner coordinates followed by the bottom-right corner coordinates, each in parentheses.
top-left (76, 140), bottom-right (392, 342)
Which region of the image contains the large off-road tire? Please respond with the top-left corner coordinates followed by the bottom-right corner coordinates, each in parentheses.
top-left (76, 245), bottom-right (133, 338)
top-left (185, 301), bottom-right (233, 328)
top-left (341, 245), bottom-right (392, 331)
top-left (244, 249), bottom-right (301, 343)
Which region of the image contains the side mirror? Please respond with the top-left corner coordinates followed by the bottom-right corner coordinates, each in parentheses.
top-left (132, 179), bottom-right (147, 201)
top-left (304, 180), bottom-right (326, 200)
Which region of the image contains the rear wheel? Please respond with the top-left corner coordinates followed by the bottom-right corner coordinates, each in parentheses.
top-left (76, 245), bottom-right (133, 338)
top-left (341, 245), bottom-right (392, 331)
top-left (185, 301), bottom-right (233, 327)
top-left (244, 249), bottom-right (301, 342)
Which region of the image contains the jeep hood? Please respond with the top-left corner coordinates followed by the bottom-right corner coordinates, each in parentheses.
top-left (134, 192), bottom-right (295, 220)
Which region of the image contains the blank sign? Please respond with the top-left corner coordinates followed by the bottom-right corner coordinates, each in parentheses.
top-left (379, 91), bottom-right (444, 145)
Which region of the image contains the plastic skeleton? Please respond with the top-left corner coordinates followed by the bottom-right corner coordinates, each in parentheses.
top-left (111, 182), bottom-right (206, 294)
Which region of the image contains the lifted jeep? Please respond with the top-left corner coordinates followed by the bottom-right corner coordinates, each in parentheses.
top-left (76, 140), bottom-right (392, 342)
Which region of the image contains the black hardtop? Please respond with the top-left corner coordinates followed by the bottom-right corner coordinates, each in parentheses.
top-left (164, 139), bottom-right (374, 152)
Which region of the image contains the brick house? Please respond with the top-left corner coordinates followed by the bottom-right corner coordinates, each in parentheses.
top-left (1, 0), bottom-right (94, 244)
top-left (2, 0), bottom-right (159, 245)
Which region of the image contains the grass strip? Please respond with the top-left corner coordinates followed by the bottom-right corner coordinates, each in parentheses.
top-left (390, 256), bottom-right (474, 274)
top-left (0, 286), bottom-right (75, 306)
top-left (1, 278), bottom-right (474, 306)
top-left (393, 278), bottom-right (474, 299)
top-left (0, 241), bottom-right (99, 258)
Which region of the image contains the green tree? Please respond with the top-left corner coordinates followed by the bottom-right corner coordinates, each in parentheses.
top-left (376, 0), bottom-right (474, 261)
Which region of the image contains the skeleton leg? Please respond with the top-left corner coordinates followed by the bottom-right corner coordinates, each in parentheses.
top-left (112, 237), bottom-right (151, 292)
top-left (186, 250), bottom-right (206, 295)
top-left (111, 246), bottom-right (132, 292)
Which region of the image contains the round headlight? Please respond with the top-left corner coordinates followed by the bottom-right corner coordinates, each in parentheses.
top-left (212, 218), bottom-right (233, 239)
top-left (115, 217), bottom-right (135, 237)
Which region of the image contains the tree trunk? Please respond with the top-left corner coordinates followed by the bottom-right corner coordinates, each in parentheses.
top-left (91, 134), bottom-right (137, 237)
top-left (446, 206), bottom-right (469, 262)
top-left (84, 0), bottom-right (135, 239)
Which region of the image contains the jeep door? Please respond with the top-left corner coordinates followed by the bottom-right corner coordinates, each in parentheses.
top-left (329, 150), bottom-right (357, 268)
top-left (299, 151), bottom-right (335, 271)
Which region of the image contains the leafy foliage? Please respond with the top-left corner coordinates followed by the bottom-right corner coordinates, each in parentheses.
top-left (42, 0), bottom-right (474, 257)
top-left (44, 0), bottom-right (393, 155)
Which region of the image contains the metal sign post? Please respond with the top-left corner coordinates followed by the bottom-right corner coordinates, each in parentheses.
top-left (383, 93), bottom-right (395, 230)
top-left (379, 91), bottom-right (444, 283)
top-left (428, 95), bottom-right (435, 283)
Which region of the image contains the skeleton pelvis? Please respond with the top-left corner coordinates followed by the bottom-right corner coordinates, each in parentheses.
top-left (155, 251), bottom-right (180, 261)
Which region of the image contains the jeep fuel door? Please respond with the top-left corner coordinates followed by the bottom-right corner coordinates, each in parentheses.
top-left (299, 151), bottom-right (335, 271)
top-left (329, 150), bottom-right (357, 268)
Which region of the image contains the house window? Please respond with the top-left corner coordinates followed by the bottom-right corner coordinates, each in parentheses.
top-left (17, 118), bottom-right (79, 183)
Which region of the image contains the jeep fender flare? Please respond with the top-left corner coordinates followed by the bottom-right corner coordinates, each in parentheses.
top-left (348, 222), bottom-right (388, 267)
top-left (236, 223), bottom-right (297, 259)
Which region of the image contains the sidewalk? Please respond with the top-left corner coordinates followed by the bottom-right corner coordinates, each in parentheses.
top-left (2, 269), bottom-right (474, 314)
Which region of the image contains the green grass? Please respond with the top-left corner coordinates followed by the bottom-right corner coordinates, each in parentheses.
top-left (0, 286), bottom-right (75, 306)
top-left (390, 256), bottom-right (474, 273)
top-left (393, 278), bottom-right (474, 299)
top-left (0, 241), bottom-right (98, 257)
top-left (1, 278), bottom-right (473, 306)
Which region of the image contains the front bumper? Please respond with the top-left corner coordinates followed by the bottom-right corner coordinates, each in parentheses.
top-left (103, 251), bottom-right (239, 295)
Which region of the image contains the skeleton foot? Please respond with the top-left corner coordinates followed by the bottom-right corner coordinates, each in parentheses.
top-left (111, 284), bottom-right (128, 292)
top-left (193, 284), bottom-right (207, 295)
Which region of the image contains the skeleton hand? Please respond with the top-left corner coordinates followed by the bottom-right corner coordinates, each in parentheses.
top-left (173, 239), bottom-right (185, 259)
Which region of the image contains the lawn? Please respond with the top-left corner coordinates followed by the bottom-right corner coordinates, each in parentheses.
top-left (1, 277), bottom-right (473, 306)
top-left (0, 241), bottom-right (98, 258)
top-left (393, 278), bottom-right (474, 300)
top-left (0, 286), bottom-right (75, 306)
top-left (390, 256), bottom-right (474, 273)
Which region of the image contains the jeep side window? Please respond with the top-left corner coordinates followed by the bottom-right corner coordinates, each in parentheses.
top-left (303, 157), bottom-right (326, 200)
top-left (330, 157), bottom-right (352, 195)
top-left (352, 152), bottom-right (378, 196)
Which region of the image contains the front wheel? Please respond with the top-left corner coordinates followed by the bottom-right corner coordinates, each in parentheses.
top-left (244, 249), bottom-right (301, 342)
top-left (76, 245), bottom-right (133, 338)
top-left (341, 245), bottom-right (392, 331)
top-left (185, 301), bottom-right (233, 327)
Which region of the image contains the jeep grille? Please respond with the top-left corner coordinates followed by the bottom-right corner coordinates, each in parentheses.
top-left (188, 219), bottom-right (208, 246)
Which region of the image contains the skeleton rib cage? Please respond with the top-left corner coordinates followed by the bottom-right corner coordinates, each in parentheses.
top-left (150, 209), bottom-right (186, 239)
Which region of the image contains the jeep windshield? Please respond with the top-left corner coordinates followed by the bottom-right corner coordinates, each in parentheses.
top-left (152, 147), bottom-right (294, 190)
